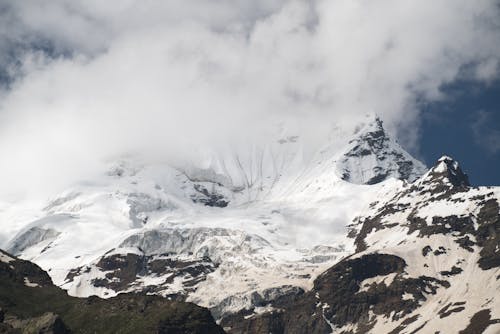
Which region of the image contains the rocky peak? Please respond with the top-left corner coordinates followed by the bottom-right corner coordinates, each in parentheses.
top-left (419, 155), bottom-right (470, 190)
top-left (350, 115), bottom-right (387, 153)
top-left (338, 115), bottom-right (427, 185)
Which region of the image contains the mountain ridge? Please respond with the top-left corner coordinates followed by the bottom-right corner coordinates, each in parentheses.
top-left (219, 156), bottom-right (500, 333)
top-left (1, 118), bottom-right (497, 333)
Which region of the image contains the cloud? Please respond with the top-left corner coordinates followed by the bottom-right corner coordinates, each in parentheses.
top-left (0, 0), bottom-right (499, 199)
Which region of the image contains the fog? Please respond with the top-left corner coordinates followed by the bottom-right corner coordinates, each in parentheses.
top-left (0, 0), bottom-right (499, 199)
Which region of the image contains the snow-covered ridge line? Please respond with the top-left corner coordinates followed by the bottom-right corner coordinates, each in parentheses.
top-left (0, 116), bottom-right (427, 321)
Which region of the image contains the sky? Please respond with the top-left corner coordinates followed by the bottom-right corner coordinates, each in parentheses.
top-left (420, 79), bottom-right (500, 186)
top-left (0, 0), bottom-right (499, 199)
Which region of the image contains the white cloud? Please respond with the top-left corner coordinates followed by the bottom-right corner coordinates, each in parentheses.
top-left (0, 0), bottom-right (499, 199)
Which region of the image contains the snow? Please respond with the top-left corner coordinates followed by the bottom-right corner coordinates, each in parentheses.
top-left (0, 251), bottom-right (14, 263)
top-left (0, 116), bottom-right (428, 318)
top-left (416, 199), bottom-right (475, 225)
top-left (23, 277), bottom-right (40, 287)
top-left (335, 115), bottom-right (426, 185)
top-left (358, 273), bottom-right (397, 292)
top-left (402, 292), bottom-right (413, 301)
top-left (0, 116), bottom-right (497, 333)
top-left (438, 155), bottom-right (453, 162)
top-left (347, 173), bottom-right (500, 334)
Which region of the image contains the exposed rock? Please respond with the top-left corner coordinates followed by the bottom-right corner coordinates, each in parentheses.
top-left (214, 285), bottom-right (304, 321)
top-left (338, 116), bottom-right (426, 185)
top-left (223, 156), bottom-right (500, 333)
top-left (5, 312), bottom-right (70, 334)
top-left (70, 251), bottom-right (217, 297)
top-left (475, 199), bottom-right (500, 270)
top-left (426, 156), bottom-right (470, 188)
top-left (459, 309), bottom-right (500, 334)
top-left (0, 249), bottom-right (53, 288)
top-left (0, 250), bottom-right (225, 334)
top-left (351, 157), bottom-right (499, 256)
top-left (222, 253), bottom-right (451, 333)
top-left (191, 184), bottom-right (229, 208)
top-left (438, 302), bottom-right (466, 319)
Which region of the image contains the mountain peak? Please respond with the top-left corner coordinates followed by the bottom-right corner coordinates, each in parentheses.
top-left (352, 113), bottom-right (384, 135)
top-left (424, 155), bottom-right (470, 188)
top-left (338, 115), bottom-right (427, 185)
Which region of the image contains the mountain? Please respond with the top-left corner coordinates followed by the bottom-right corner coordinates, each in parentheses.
top-left (337, 116), bottom-right (426, 185)
top-left (4, 115), bottom-right (496, 333)
top-left (0, 115), bottom-right (425, 319)
top-left (219, 156), bottom-right (500, 333)
top-left (0, 249), bottom-right (224, 333)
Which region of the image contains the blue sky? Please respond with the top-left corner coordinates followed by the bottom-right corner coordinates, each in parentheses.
top-left (420, 80), bottom-right (500, 185)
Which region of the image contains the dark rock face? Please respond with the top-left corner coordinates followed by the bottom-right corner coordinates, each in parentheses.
top-left (217, 285), bottom-right (305, 327)
top-left (0, 250), bottom-right (53, 288)
top-left (459, 309), bottom-right (500, 334)
top-left (313, 254), bottom-right (449, 330)
top-left (352, 201), bottom-right (411, 252)
top-left (314, 254), bottom-right (409, 325)
top-left (427, 156), bottom-right (470, 188)
top-left (220, 292), bottom-right (326, 334)
top-left (0, 250), bottom-right (225, 334)
top-left (438, 302), bottom-right (466, 319)
top-left (65, 252), bottom-right (216, 298)
top-left (406, 156), bottom-right (470, 199)
top-left (3, 312), bottom-right (70, 334)
top-left (221, 254), bottom-right (450, 334)
top-left (191, 184), bottom-right (229, 208)
top-left (476, 199), bottom-right (500, 270)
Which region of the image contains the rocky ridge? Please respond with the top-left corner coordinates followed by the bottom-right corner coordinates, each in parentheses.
top-left (337, 116), bottom-right (426, 185)
top-left (219, 156), bottom-right (500, 333)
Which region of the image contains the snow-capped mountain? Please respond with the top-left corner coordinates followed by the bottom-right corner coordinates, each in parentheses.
top-left (5, 115), bottom-right (496, 333)
top-left (2, 115), bottom-right (498, 334)
top-left (220, 156), bottom-right (500, 333)
top-left (0, 115), bottom-right (425, 319)
top-left (337, 117), bottom-right (426, 184)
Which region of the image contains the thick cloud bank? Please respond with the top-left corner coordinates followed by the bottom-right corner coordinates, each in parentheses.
top-left (0, 0), bottom-right (499, 199)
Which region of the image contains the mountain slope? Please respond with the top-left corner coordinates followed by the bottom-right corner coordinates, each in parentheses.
top-left (0, 249), bottom-right (224, 333)
top-left (0, 116), bottom-right (427, 322)
top-left (220, 156), bottom-right (500, 333)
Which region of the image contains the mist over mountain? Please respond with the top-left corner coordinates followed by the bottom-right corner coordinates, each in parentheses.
top-left (0, 0), bottom-right (499, 199)
top-left (0, 1), bottom-right (499, 334)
